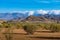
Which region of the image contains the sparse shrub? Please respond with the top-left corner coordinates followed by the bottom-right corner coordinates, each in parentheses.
top-left (37, 23), bottom-right (46, 29)
top-left (49, 23), bottom-right (60, 32)
top-left (43, 24), bottom-right (50, 30)
top-left (23, 24), bottom-right (38, 35)
top-left (15, 23), bottom-right (23, 29)
top-left (4, 33), bottom-right (12, 40)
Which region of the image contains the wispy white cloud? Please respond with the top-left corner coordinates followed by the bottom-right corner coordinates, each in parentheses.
top-left (8, 11), bottom-right (28, 14)
top-left (52, 0), bottom-right (60, 2)
top-left (34, 0), bottom-right (51, 3)
top-left (38, 1), bottom-right (50, 3)
top-left (50, 10), bottom-right (60, 14)
top-left (1, 9), bottom-right (60, 15)
top-left (28, 11), bottom-right (34, 16)
top-left (27, 10), bottom-right (60, 15)
top-left (34, 0), bottom-right (60, 3)
top-left (36, 10), bottom-right (49, 15)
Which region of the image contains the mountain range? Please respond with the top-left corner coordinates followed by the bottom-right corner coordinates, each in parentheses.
top-left (0, 10), bottom-right (60, 22)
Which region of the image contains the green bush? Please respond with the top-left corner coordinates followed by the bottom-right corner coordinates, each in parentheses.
top-left (49, 23), bottom-right (60, 32)
top-left (23, 24), bottom-right (38, 35)
top-left (43, 24), bottom-right (50, 30)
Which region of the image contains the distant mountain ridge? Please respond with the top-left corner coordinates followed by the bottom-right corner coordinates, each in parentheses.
top-left (0, 13), bottom-right (29, 20)
top-left (0, 10), bottom-right (60, 22)
top-left (23, 15), bottom-right (47, 21)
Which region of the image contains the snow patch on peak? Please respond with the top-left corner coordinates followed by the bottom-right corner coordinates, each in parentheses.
top-left (36, 10), bottom-right (49, 15)
top-left (28, 11), bottom-right (34, 16)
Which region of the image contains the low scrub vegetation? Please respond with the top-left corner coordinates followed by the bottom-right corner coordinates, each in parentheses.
top-left (0, 21), bottom-right (60, 34)
top-left (0, 21), bottom-right (60, 40)
top-left (23, 24), bottom-right (38, 34)
top-left (49, 23), bottom-right (60, 32)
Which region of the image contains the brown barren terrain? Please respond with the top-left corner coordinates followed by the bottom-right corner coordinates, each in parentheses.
top-left (0, 29), bottom-right (60, 40)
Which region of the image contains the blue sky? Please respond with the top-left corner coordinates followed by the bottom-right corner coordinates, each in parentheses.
top-left (0, 0), bottom-right (60, 12)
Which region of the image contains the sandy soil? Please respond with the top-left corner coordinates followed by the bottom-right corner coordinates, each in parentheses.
top-left (0, 28), bottom-right (60, 40)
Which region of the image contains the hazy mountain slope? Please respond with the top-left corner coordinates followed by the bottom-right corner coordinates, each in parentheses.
top-left (0, 10), bottom-right (60, 22)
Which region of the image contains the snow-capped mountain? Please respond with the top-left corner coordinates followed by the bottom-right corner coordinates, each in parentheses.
top-left (0, 10), bottom-right (60, 20)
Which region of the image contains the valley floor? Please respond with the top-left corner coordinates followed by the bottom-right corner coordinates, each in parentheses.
top-left (0, 29), bottom-right (60, 40)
